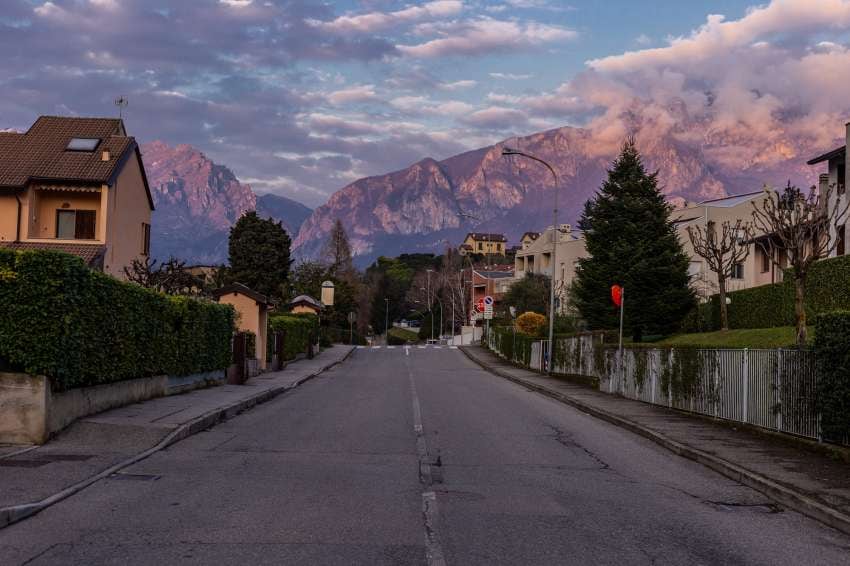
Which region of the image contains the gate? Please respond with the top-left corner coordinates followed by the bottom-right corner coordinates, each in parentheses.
top-left (228, 332), bottom-right (248, 385)
top-left (271, 330), bottom-right (286, 371)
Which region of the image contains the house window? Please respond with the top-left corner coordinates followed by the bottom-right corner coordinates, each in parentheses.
top-left (142, 222), bottom-right (151, 255)
top-left (838, 225), bottom-right (846, 257)
top-left (731, 262), bottom-right (744, 280)
top-left (760, 248), bottom-right (770, 273)
top-left (477, 242), bottom-right (482, 251)
top-left (56, 209), bottom-right (96, 240)
top-left (838, 164), bottom-right (846, 195)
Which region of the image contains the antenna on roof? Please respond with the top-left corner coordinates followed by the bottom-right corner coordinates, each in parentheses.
top-left (114, 96), bottom-right (129, 119)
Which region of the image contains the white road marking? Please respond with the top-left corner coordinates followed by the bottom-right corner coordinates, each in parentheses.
top-left (433, 346), bottom-right (442, 349)
top-left (449, 346), bottom-right (458, 350)
top-left (372, 346), bottom-right (381, 349)
top-left (405, 357), bottom-right (446, 566)
top-left (388, 346), bottom-right (396, 349)
top-left (418, 346), bottom-right (427, 349)
top-left (405, 346), bottom-right (410, 356)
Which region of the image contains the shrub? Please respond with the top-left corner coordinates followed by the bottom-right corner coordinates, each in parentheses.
top-left (814, 311), bottom-right (850, 443)
top-left (695, 254), bottom-right (850, 331)
top-left (267, 313), bottom-right (318, 361)
top-left (0, 249), bottom-right (234, 390)
top-left (516, 312), bottom-right (546, 336)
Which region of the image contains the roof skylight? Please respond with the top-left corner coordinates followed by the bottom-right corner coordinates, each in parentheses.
top-left (66, 138), bottom-right (100, 151)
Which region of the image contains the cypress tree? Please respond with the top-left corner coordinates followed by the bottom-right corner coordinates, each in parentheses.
top-left (572, 139), bottom-right (694, 340)
top-left (227, 211), bottom-right (292, 300)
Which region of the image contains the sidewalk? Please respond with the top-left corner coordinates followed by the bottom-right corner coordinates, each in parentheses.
top-left (0, 345), bottom-right (354, 528)
top-left (460, 345), bottom-right (850, 536)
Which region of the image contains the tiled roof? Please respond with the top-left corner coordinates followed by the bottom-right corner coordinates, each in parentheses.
top-left (0, 116), bottom-right (133, 188)
top-left (466, 232), bottom-right (508, 242)
top-left (521, 231), bottom-right (540, 241)
top-left (290, 294), bottom-right (323, 310)
top-left (0, 241), bottom-right (106, 269)
top-left (212, 283), bottom-right (275, 307)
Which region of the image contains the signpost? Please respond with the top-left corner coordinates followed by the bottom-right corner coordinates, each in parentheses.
top-left (611, 285), bottom-right (625, 391)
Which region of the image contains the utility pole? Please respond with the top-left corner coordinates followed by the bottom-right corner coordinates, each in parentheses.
top-left (427, 269), bottom-right (434, 342)
top-left (384, 297), bottom-right (389, 346)
top-left (502, 147), bottom-right (559, 374)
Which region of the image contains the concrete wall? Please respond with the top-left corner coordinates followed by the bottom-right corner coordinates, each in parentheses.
top-left (0, 372), bottom-right (48, 444)
top-left (217, 291), bottom-right (269, 370)
top-left (0, 369), bottom-right (225, 445)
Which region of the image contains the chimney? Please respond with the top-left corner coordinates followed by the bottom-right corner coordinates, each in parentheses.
top-left (101, 149), bottom-right (110, 162)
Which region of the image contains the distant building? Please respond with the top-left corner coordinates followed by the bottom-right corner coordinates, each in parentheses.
top-left (290, 294), bottom-right (323, 315)
top-left (806, 121), bottom-right (850, 259)
top-left (0, 116), bottom-right (154, 278)
top-left (459, 232), bottom-right (508, 256)
top-left (519, 231), bottom-right (540, 249)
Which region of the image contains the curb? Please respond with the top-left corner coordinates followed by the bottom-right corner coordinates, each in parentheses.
top-left (459, 346), bottom-right (850, 537)
top-left (0, 347), bottom-right (355, 530)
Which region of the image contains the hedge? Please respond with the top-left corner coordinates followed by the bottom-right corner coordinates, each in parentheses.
top-left (0, 249), bottom-right (235, 390)
top-left (692, 254), bottom-right (850, 331)
top-left (814, 311), bottom-right (850, 443)
top-left (267, 313), bottom-right (318, 361)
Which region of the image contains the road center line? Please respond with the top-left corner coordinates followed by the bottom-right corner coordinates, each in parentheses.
top-left (406, 358), bottom-right (447, 566)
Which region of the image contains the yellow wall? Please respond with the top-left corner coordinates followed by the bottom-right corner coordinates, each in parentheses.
top-left (217, 292), bottom-right (268, 370)
top-left (292, 304), bottom-right (320, 315)
top-left (463, 235), bottom-right (506, 256)
top-left (0, 193), bottom-right (20, 243)
top-left (29, 190), bottom-right (102, 241)
top-left (104, 153), bottom-right (153, 278)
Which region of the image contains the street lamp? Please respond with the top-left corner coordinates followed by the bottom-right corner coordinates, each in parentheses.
top-left (384, 297), bottom-right (390, 345)
top-left (426, 269), bottom-right (434, 342)
top-left (501, 147), bottom-right (560, 374)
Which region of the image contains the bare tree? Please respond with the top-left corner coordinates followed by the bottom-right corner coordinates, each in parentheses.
top-left (124, 257), bottom-right (202, 296)
top-left (321, 219), bottom-right (355, 283)
top-left (687, 219), bottom-right (754, 331)
top-left (751, 183), bottom-right (850, 346)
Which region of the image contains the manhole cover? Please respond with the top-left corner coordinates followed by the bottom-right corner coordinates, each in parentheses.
top-left (0, 460), bottom-right (50, 468)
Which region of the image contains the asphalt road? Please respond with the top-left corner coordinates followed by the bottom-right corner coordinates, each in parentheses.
top-left (2, 346), bottom-right (850, 565)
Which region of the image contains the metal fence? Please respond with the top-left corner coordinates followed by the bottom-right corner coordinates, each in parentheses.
top-left (488, 330), bottom-right (823, 442)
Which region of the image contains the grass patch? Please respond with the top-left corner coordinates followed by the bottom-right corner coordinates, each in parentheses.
top-left (653, 327), bottom-right (813, 349)
top-left (388, 326), bottom-right (420, 343)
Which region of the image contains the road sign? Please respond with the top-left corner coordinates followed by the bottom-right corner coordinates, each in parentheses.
top-left (476, 298), bottom-right (485, 312)
top-left (347, 312), bottom-right (357, 324)
top-left (484, 305), bottom-right (493, 320)
top-left (484, 295), bottom-right (494, 306)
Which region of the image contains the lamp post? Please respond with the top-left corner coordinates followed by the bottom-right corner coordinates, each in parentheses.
top-left (501, 147), bottom-right (559, 374)
top-left (426, 269), bottom-right (434, 342)
top-left (384, 297), bottom-right (389, 346)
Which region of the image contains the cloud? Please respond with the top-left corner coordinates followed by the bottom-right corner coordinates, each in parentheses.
top-left (398, 17), bottom-right (576, 57)
top-left (310, 0), bottom-right (463, 34)
top-left (459, 106), bottom-right (529, 129)
top-left (489, 72), bottom-right (533, 80)
top-left (439, 79), bottom-right (477, 90)
top-left (326, 84), bottom-right (379, 105)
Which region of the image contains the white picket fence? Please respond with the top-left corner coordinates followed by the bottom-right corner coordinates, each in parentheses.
top-left (488, 330), bottom-right (822, 442)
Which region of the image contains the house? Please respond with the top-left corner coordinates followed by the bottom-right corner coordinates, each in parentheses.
top-left (459, 232), bottom-right (508, 256)
top-left (0, 116), bottom-right (154, 278)
top-left (213, 283), bottom-right (274, 372)
top-left (513, 224), bottom-right (586, 314)
top-left (465, 267), bottom-right (515, 321)
top-left (290, 294), bottom-right (323, 315)
top-left (806, 121), bottom-right (850, 258)
top-left (520, 231), bottom-right (540, 249)
top-left (510, 191), bottom-right (778, 309)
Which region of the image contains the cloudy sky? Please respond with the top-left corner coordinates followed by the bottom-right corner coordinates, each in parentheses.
top-left (3, 0), bottom-right (850, 207)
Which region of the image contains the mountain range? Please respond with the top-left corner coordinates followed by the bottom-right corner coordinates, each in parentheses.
top-left (142, 141), bottom-right (311, 264)
top-left (143, 106), bottom-right (825, 266)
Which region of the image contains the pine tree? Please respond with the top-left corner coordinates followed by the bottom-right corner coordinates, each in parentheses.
top-left (227, 211), bottom-right (292, 300)
top-left (572, 139), bottom-right (695, 340)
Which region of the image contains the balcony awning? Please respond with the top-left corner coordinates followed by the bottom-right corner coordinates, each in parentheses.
top-left (36, 184), bottom-right (101, 193)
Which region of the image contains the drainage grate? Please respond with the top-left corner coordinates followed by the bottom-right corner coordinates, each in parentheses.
top-left (0, 460), bottom-right (50, 468)
top-left (33, 454), bottom-right (93, 462)
top-left (108, 473), bottom-right (161, 481)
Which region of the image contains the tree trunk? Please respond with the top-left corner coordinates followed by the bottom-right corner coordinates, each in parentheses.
top-left (794, 275), bottom-right (807, 348)
top-left (718, 275), bottom-right (729, 331)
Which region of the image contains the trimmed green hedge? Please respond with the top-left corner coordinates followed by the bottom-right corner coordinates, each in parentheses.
top-left (268, 313), bottom-right (318, 361)
top-left (814, 311), bottom-right (850, 443)
top-left (693, 254), bottom-right (850, 331)
top-left (0, 249), bottom-right (234, 390)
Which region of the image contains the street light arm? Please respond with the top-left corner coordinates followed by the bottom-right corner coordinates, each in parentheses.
top-left (501, 148), bottom-right (558, 184)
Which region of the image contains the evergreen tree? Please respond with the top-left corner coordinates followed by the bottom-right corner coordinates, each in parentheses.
top-left (227, 211), bottom-right (292, 300)
top-left (321, 219), bottom-right (355, 282)
top-left (503, 272), bottom-right (550, 315)
top-left (572, 139), bottom-right (695, 340)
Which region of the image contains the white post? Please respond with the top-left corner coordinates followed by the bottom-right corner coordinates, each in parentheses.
top-left (618, 287), bottom-right (625, 395)
top-left (742, 348), bottom-right (749, 424)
